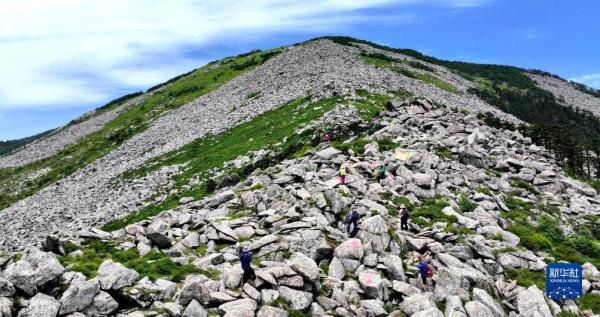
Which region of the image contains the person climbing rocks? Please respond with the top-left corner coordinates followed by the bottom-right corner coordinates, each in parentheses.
top-left (400, 204), bottom-right (409, 231)
top-left (416, 255), bottom-right (434, 291)
top-left (346, 209), bottom-right (361, 237)
top-left (239, 246), bottom-right (256, 284)
top-left (323, 133), bottom-right (331, 142)
top-left (339, 166), bottom-right (347, 185)
top-left (378, 164), bottom-right (386, 180)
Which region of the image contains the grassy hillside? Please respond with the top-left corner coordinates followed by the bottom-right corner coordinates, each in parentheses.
top-left (0, 48), bottom-right (281, 210)
top-left (103, 90), bottom-right (406, 230)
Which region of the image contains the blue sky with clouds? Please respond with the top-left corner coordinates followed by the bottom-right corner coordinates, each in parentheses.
top-left (1, 0), bottom-right (599, 140)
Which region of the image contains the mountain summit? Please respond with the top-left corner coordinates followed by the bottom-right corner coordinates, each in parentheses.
top-left (0, 37), bottom-right (599, 316)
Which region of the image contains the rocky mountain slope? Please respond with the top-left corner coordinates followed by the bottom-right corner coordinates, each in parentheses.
top-left (0, 37), bottom-right (599, 316)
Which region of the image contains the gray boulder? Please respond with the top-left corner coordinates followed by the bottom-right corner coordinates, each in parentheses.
top-left (41, 235), bottom-right (65, 256)
top-left (257, 306), bottom-right (289, 317)
top-left (218, 298), bottom-right (257, 316)
top-left (183, 299), bottom-right (208, 317)
top-left (289, 252), bottom-right (320, 282)
top-left (17, 293), bottom-right (60, 317)
top-left (0, 278), bottom-right (15, 297)
top-left (59, 279), bottom-right (101, 314)
top-left (334, 239), bottom-right (364, 260)
top-left (360, 299), bottom-right (387, 316)
top-left (279, 286), bottom-right (313, 310)
top-left (83, 291), bottom-right (119, 317)
top-left (0, 297), bottom-right (12, 317)
top-left (517, 285), bottom-right (552, 317)
top-left (472, 288), bottom-right (506, 317)
top-left (2, 247), bottom-right (64, 295)
top-left (400, 293), bottom-right (436, 316)
top-left (97, 259), bottom-right (139, 290)
top-left (464, 301), bottom-right (494, 317)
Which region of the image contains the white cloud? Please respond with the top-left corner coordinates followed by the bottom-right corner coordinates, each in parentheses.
top-left (0, 0), bottom-right (491, 111)
top-left (569, 73), bottom-right (600, 89)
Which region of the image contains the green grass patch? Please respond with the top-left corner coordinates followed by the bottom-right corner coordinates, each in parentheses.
top-left (435, 146), bottom-right (452, 159)
top-left (579, 294), bottom-right (600, 313)
top-left (510, 178), bottom-right (539, 195)
top-left (458, 195), bottom-right (477, 213)
top-left (59, 239), bottom-right (209, 282)
top-left (410, 197), bottom-right (454, 227)
top-left (359, 53), bottom-right (459, 94)
top-left (476, 187), bottom-right (493, 196)
top-left (505, 269), bottom-right (546, 290)
top-left (0, 49), bottom-right (281, 210)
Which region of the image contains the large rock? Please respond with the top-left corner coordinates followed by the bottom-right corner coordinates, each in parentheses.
top-left (83, 291), bottom-right (119, 316)
top-left (0, 297), bottom-right (11, 317)
top-left (218, 298), bottom-right (257, 316)
top-left (464, 301), bottom-right (494, 317)
top-left (358, 270), bottom-right (384, 299)
top-left (334, 239), bottom-right (364, 260)
top-left (517, 285), bottom-right (552, 317)
top-left (59, 279), bottom-right (101, 314)
top-left (399, 293), bottom-right (436, 316)
top-left (289, 252), bottom-right (320, 282)
top-left (360, 299), bottom-right (387, 316)
top-left (257, 306), bottom-right (289, 317)
top-left (183, 299), bottom-right (208, 317)
top-left (41, 235), bottom-right (65, 256)
top-left (2, 247), bottom-right (64, 295)
top-left (357, 215), bottom-right (390, 252)
top-left (472, 288), bottom-right (506, 317)
top-left (445, 295), bottom-right (468, 317)
top-left (17, 293), bottom-right (60, 317)
top-left (477, 226), bottom-right (520, 246)
top-left (177, 275), bottom-right (211, 305)
top-left (97, 259), bottom-right (139, 290)
top-left (279, 286), bottom-right (313, 310)
top-left (382, 255), bottom-right (405, 281)
top-left (0, 278), bottom-right (15, 297)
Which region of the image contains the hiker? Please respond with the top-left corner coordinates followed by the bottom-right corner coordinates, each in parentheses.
top-left (339, 166), bottom-right (347, 185)
top-left (378, 164), bottom-right (386, 180)
top-left (416, 255), bottom-right (434, 291)
top-left (400, 204), bottom-right (409, 231)
top-left (323, 133), bottom-right (331, 142)
top-left (346, 209), bottom-right (361, 237)
top-left (239, 246), bottom-right (256, 284)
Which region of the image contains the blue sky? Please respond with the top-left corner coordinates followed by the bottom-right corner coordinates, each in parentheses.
top-left (1, 0), bottom-right (599, 141)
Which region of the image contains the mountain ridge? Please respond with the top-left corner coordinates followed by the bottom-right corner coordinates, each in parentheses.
top-left (0, 36), bottom-right (599, 316)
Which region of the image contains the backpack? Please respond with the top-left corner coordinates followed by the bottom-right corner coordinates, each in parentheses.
top-left (426, 263), bottom-right (434, 278)
top-left (339, 168), bottom-right (347, 176)
top-left (347, 210), bottom-right (358, 222)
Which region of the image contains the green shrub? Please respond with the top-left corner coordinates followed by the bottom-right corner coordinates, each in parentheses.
top-left (59, 239), bottom-right (202, 282)
top-left (537, 216), bottom-right (564, 243)
top-left (510, 179), bottom-right (539, 195)
top-left (505, 269), bottom-right (546, 290)
top-left (458, 195), bottom-right (477, 213)
top-left (436, 147), bottom-right (451, 159)
top-left (509, 224), bottom-right (552, 252)
top-left (566, 230), bottom-right (600, 258)
top-left (580, 294), bottom-right (600, 313)
top-left (476, 187), bottom-right (492, 196)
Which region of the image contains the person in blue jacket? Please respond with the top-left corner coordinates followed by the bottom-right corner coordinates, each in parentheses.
top-left (239, 246), bottom-right (256, 284)
top-left (416, 255), bottom-right (430, 291)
